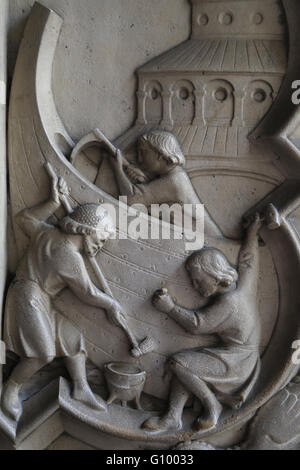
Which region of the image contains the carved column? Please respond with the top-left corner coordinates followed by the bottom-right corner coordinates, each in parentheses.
top-left (161, 90), bottom-right (174, 127)
top-left (0, 0), bottom-right (8, 387)
top-left (136, 90), bottom-right (147, 125)
top-left (193, 89), bottom-right (206, 126)
top-left (232, 88), bottom-right (247, 127)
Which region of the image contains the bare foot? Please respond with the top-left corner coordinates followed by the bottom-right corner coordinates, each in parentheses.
top-left (1, 381), bottom-right (22, 422)
top-left (72, 381), bottom-right (107, 412)
top-left (142, 414), bottom-right (182, 433)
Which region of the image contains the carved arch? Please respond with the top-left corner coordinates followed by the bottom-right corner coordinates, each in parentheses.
top-left (243, 80), bottom-right (274, 128)
top-left (203, 79), bottom-right (234, 127)
top-left (171, 79), bottom-right (195, 125)
top-left (144, 80), bottom-right (163, 124)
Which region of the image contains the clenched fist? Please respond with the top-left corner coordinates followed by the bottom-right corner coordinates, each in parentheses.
top-left (125, 165), bottom-right (148, 184)
top-left (152, 288), bottom-right (175, 314)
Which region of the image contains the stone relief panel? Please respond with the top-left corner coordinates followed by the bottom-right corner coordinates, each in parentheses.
top-left (1, 0), bottom-right (300, 451)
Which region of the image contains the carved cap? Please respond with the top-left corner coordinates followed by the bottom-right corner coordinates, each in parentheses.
top-left (69, 204), bottom-right (110, 229)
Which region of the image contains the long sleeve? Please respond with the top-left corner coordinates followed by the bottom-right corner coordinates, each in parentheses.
top-left (56, 248), bottom-right (114, 311)
top-left (168, 299), bottom-right (230, 335)
top-left (16, 199), bottom-right (60, 239)
top-left (127, 168), bottom-right (192, 207)
top-left (127, 169), bottom-right (223, 237)
top-left (237, 229), bottom-right (260, 296)
top-left (127, 178), bottom-right (171, 207)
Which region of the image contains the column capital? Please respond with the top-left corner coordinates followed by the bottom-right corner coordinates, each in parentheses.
top-left (161, 90), bottom-right (174, 98)
top-left (233, 88), bottom-right (247, 99)
top-left (194, 89), bottom-right (206, 98)
top-left (136, 90), bottom-right (147, 98)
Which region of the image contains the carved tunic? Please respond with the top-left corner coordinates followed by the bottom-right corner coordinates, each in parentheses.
top-left (4, 210), bottom-right (111, 358)
top-left (174, 292), bottom-right (260, 395)
top-left (126, 166), bottom-right (221, 236)
top-left (127, 167), bottom-right (199, 207)
top-left (173, 238), bottom-right (261, 396)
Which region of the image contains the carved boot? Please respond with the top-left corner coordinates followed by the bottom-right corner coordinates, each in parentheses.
top-left (217, 392), bottom-right (244, 410)
top-left (194, 400), bottom-right (223, 432)
top-left (72, 379), bottom-right (108, 412)
top-left (142, 411), bottom-right (182, 433)
top-left (1, 380), bottom-right (22, 422)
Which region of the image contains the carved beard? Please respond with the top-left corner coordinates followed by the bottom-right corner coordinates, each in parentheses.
top-left (83, 235), bottom-right (104, 258)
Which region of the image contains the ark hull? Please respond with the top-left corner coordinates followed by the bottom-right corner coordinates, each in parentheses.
top-left (3, 1), bottom-right (300, 449)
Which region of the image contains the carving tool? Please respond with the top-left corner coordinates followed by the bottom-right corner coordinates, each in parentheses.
top-left (70, 128), bottom-right (148, 183)
top-left (88, 256), bottom-right (155, 358)
top-left (90, 128), bottom-right (149, 184)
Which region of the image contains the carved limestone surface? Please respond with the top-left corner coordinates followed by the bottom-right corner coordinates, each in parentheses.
top-left (1, 0), bottom-right (300, 450)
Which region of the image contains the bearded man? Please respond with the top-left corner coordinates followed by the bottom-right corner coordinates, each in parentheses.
top-left (1, 171), bottom-right (122, 421)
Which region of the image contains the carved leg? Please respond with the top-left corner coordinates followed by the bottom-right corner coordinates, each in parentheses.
top-left (170, 359), bottom-right (222, 432)
top-left (106, 393), bottom-right (117, 406)
top-left (135, 393), bottom-right (143, 411)
top-left (64, 353), bottom-right (107, 412)
top-left (1, 357), bottom-right (54, 421)
top-left (142, 377), bottom-right (190, 432)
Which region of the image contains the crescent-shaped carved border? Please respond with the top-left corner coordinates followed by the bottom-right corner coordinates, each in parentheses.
top-left (250, 0), bottom-right (300, 181)
top-left (188, 168), bottom-right (281, 186)
top-left (4, 1), bottom-right (300, 446)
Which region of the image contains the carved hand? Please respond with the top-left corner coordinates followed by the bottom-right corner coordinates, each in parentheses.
top-left (125, 165), bottom-right (148, 183)
top-left (45, 163), bottom-right (70, 205)
top-left (152, 288), bottom-right (175, 314)
top-left (245, 379), bottom-right (300, 449)
top-left (243, 212), bottom-right (262, 233)
top-left (247, 212), bottom-right (262, 237)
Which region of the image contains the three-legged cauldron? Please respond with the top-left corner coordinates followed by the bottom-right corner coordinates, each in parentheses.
top-left (104, 363), bottom-right (146, 410)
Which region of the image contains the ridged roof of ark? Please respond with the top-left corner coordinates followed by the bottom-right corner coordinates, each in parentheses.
top-left (139, 0), bottom-right (287, 75)
top-left (138, 38), bottom-right (287, 74)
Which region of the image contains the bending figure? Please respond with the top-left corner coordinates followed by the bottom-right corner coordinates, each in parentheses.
top-left (108, 130), bottom-right (222, 237)
top-left (1, 172), bottom-right (124, 421)
top-left (143, 214), bottom-right (262, 433)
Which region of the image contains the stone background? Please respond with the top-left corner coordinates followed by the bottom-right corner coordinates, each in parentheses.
top-left (8, 0), bottom-right (190, 141)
